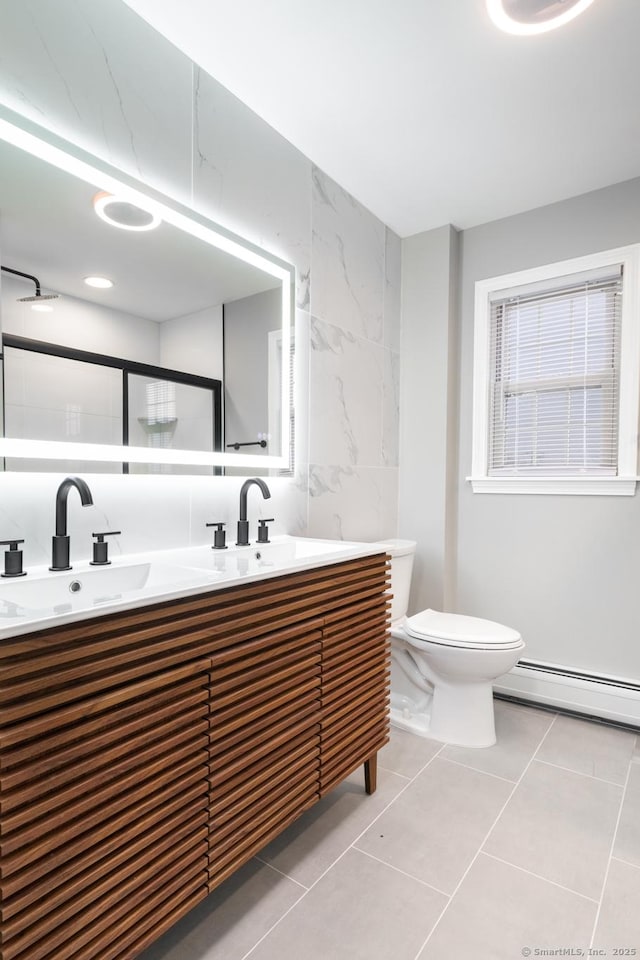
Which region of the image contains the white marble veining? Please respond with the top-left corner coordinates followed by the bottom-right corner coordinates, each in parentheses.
top-left (293, 310), bottom-right (311, 474)
top-left (309, 316), bottom-right (384, 467)
top-left (383, 349), bottom-right (401, 467)
top-left (307, 464), bottom-right (398, 542)
top-left (287, 309), bottom-right (312, 536)
top-left (0, 0), bottom-right (193, 203)
top-left (311, 167), bottom-right (385, 343)
top-left (193, 67), bottom-right (311, 309)
top-left (385, 228), bottom-right (402, 353)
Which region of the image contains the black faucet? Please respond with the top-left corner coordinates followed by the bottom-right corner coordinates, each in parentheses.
top-left (50, 476), bottom-right (94, 571)
top-left (236, 478), bottom-right (271, 546)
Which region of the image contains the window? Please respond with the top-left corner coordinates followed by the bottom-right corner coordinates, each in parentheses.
top-left (471, 245), bottom-right (640, 494)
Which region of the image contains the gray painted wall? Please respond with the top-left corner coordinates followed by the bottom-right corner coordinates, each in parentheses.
top-left (399, 225), bottom-right (459, 614)
top-left (456, 177), bottom-right (640, 679)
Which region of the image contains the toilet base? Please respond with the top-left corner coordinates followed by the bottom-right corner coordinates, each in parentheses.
top-left (389, 702), bottom-right (433, 738)
top-left (389, 688), bottom-right (497, 747)
top-left (429, 680), bottom-right (497, 748)
top-left (390, 651), bottom-right (498, 748)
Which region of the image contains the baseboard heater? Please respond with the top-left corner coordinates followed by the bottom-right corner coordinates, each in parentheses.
top-left (494, 659), bottom-right (640, 731)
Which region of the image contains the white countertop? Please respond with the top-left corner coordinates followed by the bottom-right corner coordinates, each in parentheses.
top-left (0, 536), bottom-right (388, 640)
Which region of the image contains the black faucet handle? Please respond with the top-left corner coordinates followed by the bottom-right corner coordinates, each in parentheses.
top-left (0, 539), bottom-right (26, 578)
top-left (206, 521), bottom-right (227, 550)
top-left (90, 531), bottom-right (121, 566)
top-left (257, 519), bottom-right (274, 544)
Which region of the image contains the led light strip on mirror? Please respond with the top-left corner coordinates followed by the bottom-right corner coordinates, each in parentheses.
top-left (0, 105), bottom-right (294, 471)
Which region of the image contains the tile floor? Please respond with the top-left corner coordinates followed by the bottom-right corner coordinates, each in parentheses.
top-left (140, 700), bottom-right (640, 960)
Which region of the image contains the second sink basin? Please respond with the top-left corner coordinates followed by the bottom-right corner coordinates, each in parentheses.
top-left (170, 535), bottom-right (377, 578)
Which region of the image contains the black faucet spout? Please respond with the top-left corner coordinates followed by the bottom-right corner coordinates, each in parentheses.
top-left (55, 476), bottom-right (93, 537)
top-left (237, 478), bottom-right (271, 546)
top-left (51, 476), bottom-right (94, 571)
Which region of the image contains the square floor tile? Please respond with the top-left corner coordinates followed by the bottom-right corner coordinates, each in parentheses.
top-left (138, 859), bottom-right (303, 960)
top-left (613, 762), bottom-right (640, 867)
top-left (258, 766), bottom-right (407, 887)
top-left (417, 853), bottom-right (596, 960)
top-left (355, 757), bottom-right (512, 894)
top-left (440, 700), bottom-right (554, 782)
top-left (592, 858), bottom-right (640, 951)
top-left (485, 759), bottom-right (622, 899)
top-left (378, 726), bottom-right (443, 779)
top-left (536, 713), bottom-right (636, 785)
top-left (248, 848), bottom-right (447, 960)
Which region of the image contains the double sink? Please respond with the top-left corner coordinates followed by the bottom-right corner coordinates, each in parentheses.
top-left (0, 536), bottom-right (384, 637)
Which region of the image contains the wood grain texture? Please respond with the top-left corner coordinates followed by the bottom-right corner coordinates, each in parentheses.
top-left (0, 553), bottom-right (390, 959)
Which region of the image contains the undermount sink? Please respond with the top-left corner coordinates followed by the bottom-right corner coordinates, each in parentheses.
top-left (0, 561), bottom-right (217, 619)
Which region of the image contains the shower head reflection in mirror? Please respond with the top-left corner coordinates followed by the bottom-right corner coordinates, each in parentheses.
top-left (0, 105), bottom-right (295, 474)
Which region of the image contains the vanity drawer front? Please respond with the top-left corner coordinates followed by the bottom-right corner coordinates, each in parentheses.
top-left (0, 664), bottom-right (210, 960)
top-left (320, 589), bottom-right (391, 796)
top-left (0, 556), bottom-right (384, 724)
top-left (60, 869), bottom-right (208, 960)
top-left (0, 554), bottom-right (391, 958)
top-left (207, 620), bottom-right (323, 892)
top-left (208, 773), bottom-right (318, 892)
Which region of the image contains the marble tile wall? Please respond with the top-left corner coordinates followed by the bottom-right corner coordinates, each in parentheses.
top-left (0, 0), bottom-right (399, 550)
top-left (308, 169), bottom-right (400, 541)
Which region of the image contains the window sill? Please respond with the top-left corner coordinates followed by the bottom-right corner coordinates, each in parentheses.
top-left (467, 476), bottom-right (637, 496)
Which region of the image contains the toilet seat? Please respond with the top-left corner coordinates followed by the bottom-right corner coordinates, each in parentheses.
top-left (405, 609), bottom-right (523, 651)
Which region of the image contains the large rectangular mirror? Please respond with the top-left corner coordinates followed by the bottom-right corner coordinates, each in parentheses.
top-left (0, 107), bottom-right (294, 474)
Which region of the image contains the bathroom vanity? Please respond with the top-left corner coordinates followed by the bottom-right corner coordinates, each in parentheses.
top-left (0, 538), bottom-right (390, 960)
top-left (0, 106), bottom-right (390, 959)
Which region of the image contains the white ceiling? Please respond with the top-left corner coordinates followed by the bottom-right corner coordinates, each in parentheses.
top-left (122, 0), bottom-right (640, 238)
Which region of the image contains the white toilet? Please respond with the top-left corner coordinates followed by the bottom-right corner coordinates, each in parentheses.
top-left (381, 539), bottom-right (525, 748)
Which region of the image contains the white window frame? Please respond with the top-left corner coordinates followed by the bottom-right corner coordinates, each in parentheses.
top-left (470, 244), bottom-right (640, 495)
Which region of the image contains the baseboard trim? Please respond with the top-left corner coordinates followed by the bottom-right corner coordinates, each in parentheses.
top-left (494, 660), bottom-right (640, 730)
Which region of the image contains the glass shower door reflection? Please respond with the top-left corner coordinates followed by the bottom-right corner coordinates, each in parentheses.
top-left (126, 373), bottom-right (219, 474)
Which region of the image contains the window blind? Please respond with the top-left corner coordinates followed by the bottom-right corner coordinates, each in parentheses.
top-left (488, 268), bottom-right (623, 476)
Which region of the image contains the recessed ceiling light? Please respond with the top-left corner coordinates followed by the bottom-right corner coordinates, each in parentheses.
top-left (84, 276), bottom-right (114, 289)
top-left (31, 302), bottom-right (54, 312)
top-left (93, 191), bottom-right (161, 232)
top-left (486, 0), bottom-right (596, 35)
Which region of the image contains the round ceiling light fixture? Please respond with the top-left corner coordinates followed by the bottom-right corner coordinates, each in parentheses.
top-left (93, 191), bottom-right (161, 232)
top-left (84, 275), bottom-right (114, 289)
top-left (486, 0), bottom-right (596, 35)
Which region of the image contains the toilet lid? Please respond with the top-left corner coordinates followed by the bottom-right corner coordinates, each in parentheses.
top-left (405, 609), bottom-right (523, 650)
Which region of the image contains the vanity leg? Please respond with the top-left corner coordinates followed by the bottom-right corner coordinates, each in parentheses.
top-left (364, 754), bottom-right (377, 795)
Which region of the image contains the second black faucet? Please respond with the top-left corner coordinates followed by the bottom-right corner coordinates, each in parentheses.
top-left (236, 478), bottom-right (271, 546)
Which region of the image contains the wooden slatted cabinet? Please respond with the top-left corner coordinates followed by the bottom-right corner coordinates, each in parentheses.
top-left (0, 552), bottom-right (390, 960)
top-left (208, 619), bottom-right (323, 891)
top-left (0, 664), bottom-right (211, 960)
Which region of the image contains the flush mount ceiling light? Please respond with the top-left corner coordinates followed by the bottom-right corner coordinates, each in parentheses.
top-left (93, 190), bottom-right (161, 231)
top-left (486, 0), bottom-right (596, 34)
top-left (84, 275), bottom-right (113, 289)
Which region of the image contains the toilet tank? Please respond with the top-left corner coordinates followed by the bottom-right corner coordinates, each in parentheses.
top-left (376, 539), bottom-right (416, 622)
